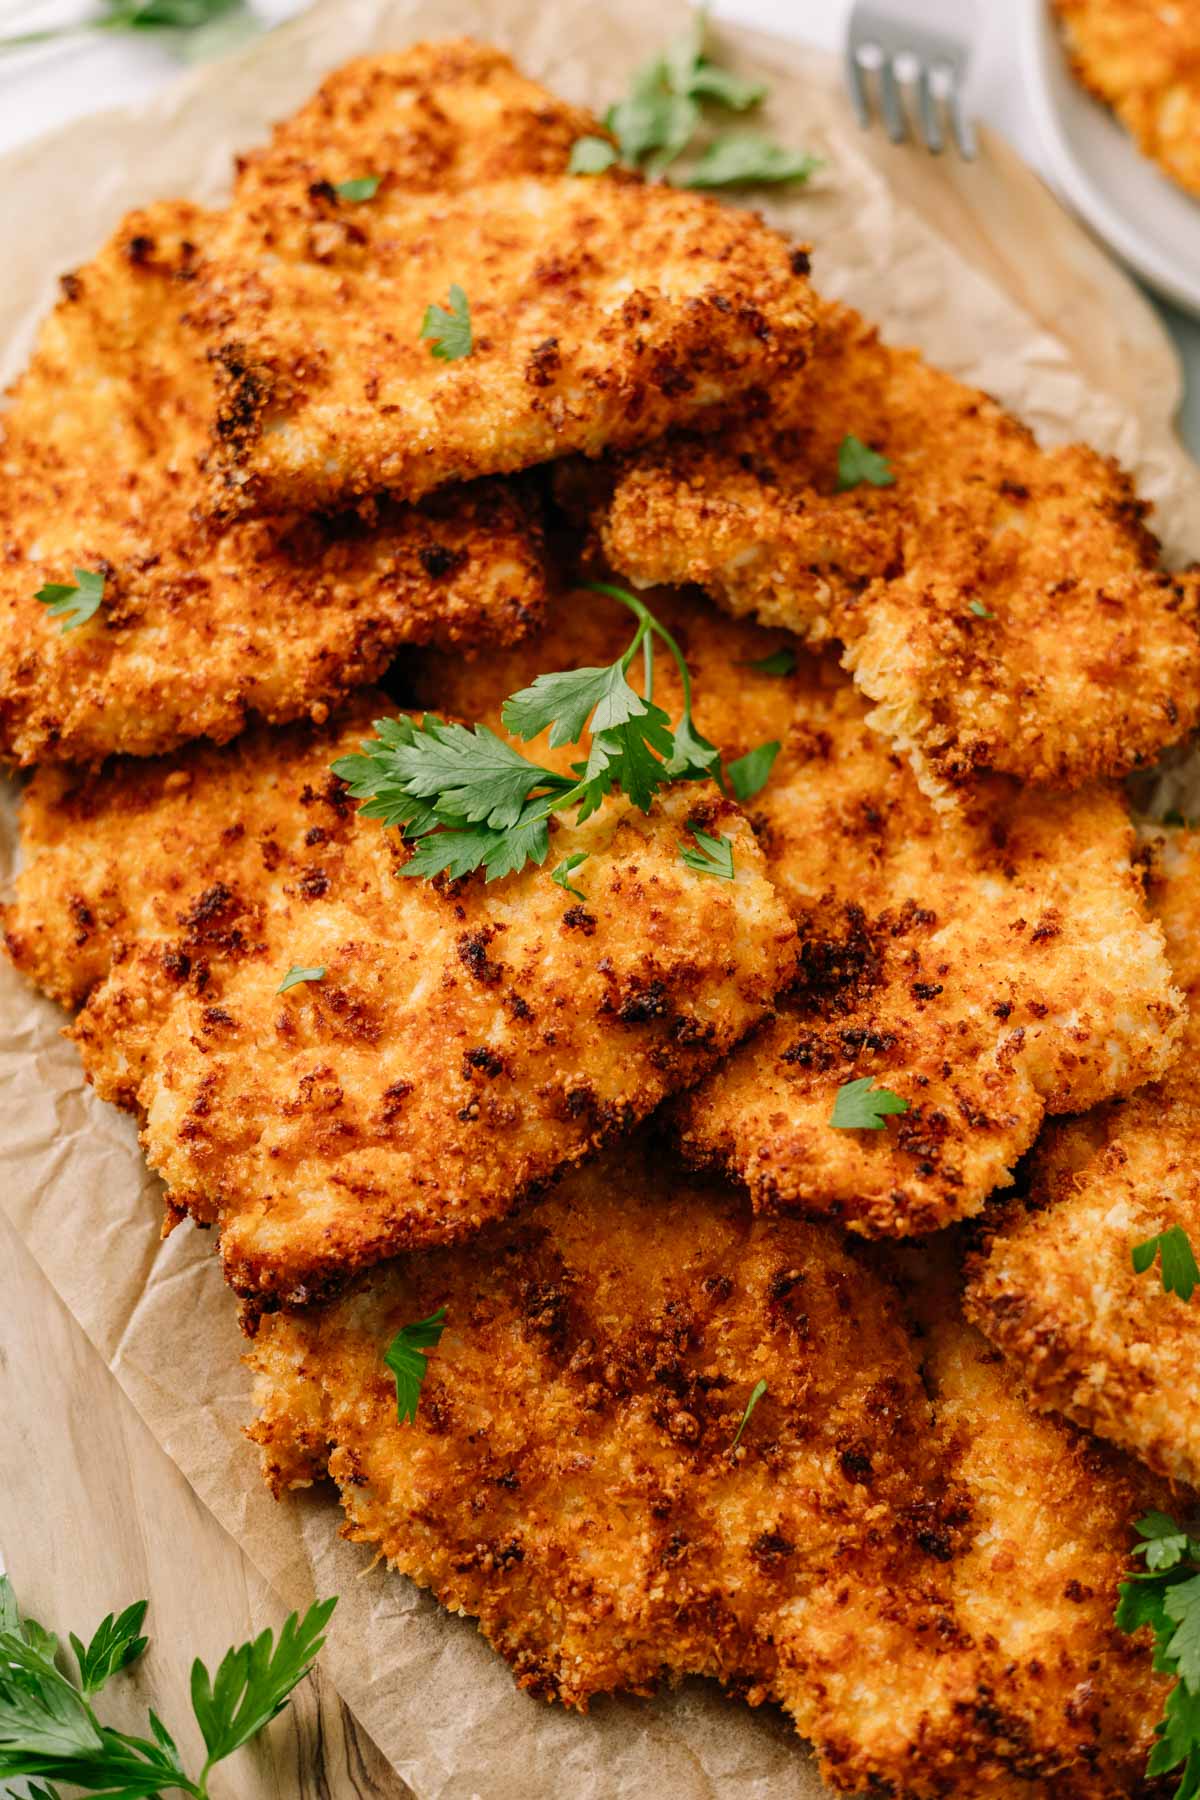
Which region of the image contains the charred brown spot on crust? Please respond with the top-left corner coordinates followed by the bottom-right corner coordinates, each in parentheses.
top-left (463, 1045), bottom-right (505, 1078)
top-left (561, 905), bottom-right (597, 935)
top-left (419, 542), bottom-right (469, 580)
top-left (525, 337), bottom-right (562, 388)
top-left (457, 927), bottom-right (505, 986)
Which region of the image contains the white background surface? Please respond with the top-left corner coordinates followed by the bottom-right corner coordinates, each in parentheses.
top-left (1, 0), bottom-right (1198, 449)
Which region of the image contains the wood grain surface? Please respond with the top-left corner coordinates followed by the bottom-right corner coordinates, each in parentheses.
top-left (0, 1213), bottom-right (411, 1799)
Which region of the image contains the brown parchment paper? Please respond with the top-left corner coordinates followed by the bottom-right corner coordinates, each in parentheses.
top-left (4, 4), bottom-right (1200, 1795)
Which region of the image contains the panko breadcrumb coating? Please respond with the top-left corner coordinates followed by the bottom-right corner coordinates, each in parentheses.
top-left (572, 296), bottom-right (1200, 801)
top-left (0, 202), bottom-right (547, 768)
top-left (2, 696), bottom-right (794, 1308)
top-left (247, 1138), bottom-right (1170, 1798)
top-left (1054, 0), bottom-right (1200, 198)
top-left (421, 587), bottom-right (1181, 1238)
top-left (195, 40), bottom-right (816, 517)
top-left (967, 823), bottom-right (1200, 1488)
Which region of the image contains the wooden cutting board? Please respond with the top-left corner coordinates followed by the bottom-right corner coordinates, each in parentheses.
top-left (0, 21), bottom-right (1192, 1800)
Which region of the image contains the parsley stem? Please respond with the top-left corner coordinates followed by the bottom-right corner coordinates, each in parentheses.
top-left (643, 628), bottom-right (655, 703)
top-left (586, 580), bottom-right (699, 729)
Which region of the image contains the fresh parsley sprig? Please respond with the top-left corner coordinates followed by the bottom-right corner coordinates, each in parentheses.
top-left (331, 583), bottom-right (728, 886)
top-left (385, 1308), bottom-right (447, 1424)
top-left (1132, 1226), bottom-right (1200, 1303)
top-left (0, 1575), bottom-right (334, 1797)
top-left (577, 13), bottom-right (820, 190)
top-left (1116, 1512), bottom-right (1200, 1796)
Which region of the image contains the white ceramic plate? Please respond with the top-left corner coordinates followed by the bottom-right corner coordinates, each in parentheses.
top-left (1019, 0), bottom-right (1200, 319)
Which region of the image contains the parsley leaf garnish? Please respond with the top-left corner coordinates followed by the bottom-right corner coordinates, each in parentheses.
top-left (727, 740), bottom-right (779, 804)
top-left (731, 1378), bottom-right (767, 1450)
top-left (332, 583), bottom-right (726, 887)
top-left (1117, 1513), bottom-right (1200, 1795)
top-left (685, 135), bottom-right (821, 189)
top-left (968, 599), bottom-right (995, 619)
top-left (568, 135), bottom-right (620, 175)
top-left (34, 567), bottom-right (104, 632)
top-left (596, 14), bottom-right (816, 187)
top-left (385, 1307), bottom-right (447, 1425)
top-left (680, 828), bottom-right (735, 881)
top-left (747, 647), bottom-right (796, 677)
top-left (1133, 1226), bottom-right (1200, 1302)
top-left (420, 284), bottom-right (472, 361)
top-left (70, 1602), bottom-right (148, 1696)
top-left (836, 436), bottom-right (895, 493)
top-left (551, 852), bottom-right (590, 899)
top-left (830, 1076), bottom-right (909, 1130)
top-left (336, 175), bottom-right (380, 202)
top-left (277, 965), bottom-right (326, 994)
top-left (0, 1572), bottom-right (334, 1798)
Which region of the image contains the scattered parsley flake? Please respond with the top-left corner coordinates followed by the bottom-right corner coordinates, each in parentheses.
top-left (35, 566), bottom-right (104, 631)
top-left (568, 135), bottom-right (619, 175)
top-left (332, 584), bottom-right (724, 887)
top-left (277, 965), bottom-right (326, 994)
top-left (830, 1075), bottom-right (909, 1131)
top-left (1132, 1225), bottom-right (1200, 1302)
top-left (746, 647), bottom-right (796, 677)
top-left (420, 283), bottom-right (472, 361)
top-left (679, 828), bottom-right (736, 881)
top-left (685, 135), bottom-right (821, 189)
top-left (551, 852), bottom-right (590, 899)
top-left (384, 1307), bottom-right (447, 1425)
top-left (336, 174), bottom-right (380, 202)
top-left (0, 1572), bottom-right (334, 1798)
top-left (968, 600), bottom-right (995, 619)
top-left (1117, 1513), bottom-right (1200, 1795)
top-left (727, 740), bottom-right (779, 804)
top-left (731, 1378), bottom-right (767, 1450)
top-left (836, 435), bottom-right (895, 493)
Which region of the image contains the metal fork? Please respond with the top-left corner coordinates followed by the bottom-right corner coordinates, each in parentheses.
top-left (846, 0), bottom-right (977, 159)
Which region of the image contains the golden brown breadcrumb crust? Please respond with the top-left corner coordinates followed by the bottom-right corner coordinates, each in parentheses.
top-left (246, 1139), bottom-right (1171, 1798)
top-left (420, 587), bottom-right (1181, 1238)
top-left (194, 40), bottom-right (816, 517)
top-left (967, 824), bottom-right (1200, 1488)
top-left (1053, 0), bottom-right (1200, 197)
top-left (573, 296), bottom-right (1200, 800)
top-left (0, 202), bottom-right (547, 768)
top-left (2, 695), bottom-right (794, 1307)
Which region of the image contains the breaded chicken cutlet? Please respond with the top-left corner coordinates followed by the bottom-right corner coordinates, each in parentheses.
top-left (195, 41), bottom-right (816, 517)
top-left (418, 587), bottom-right (1181, 1237)
top-left (2, 695), bottom-right (794, 1308)
top-left (967, 823), bottom-right (1200, 1489)
top-left (0, 202), bottom-right (546, 768)
top-left (247, 1136), bottom-right (1171, 1798)
top-left (1054, 0), bottom-right (1200, 198)
top-left (567, 296), bottom-right (1200, 801)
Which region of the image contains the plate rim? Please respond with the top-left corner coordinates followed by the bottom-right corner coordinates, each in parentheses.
top-left (1017, 0), bottom-right (1200, 320)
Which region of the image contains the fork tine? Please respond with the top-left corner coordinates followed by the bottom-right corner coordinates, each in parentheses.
top-left (845, 42), bottom-right (871, 130)
top-left (915, 65), bottom-right (944, 154)
top-left (947, 77), bottom-right (976, 159)
top-left (877, 53), bottom-right (908, 144)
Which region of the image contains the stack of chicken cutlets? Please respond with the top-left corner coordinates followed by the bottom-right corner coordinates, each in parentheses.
top-left (7, 37), bottom-right (1200, 1799)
